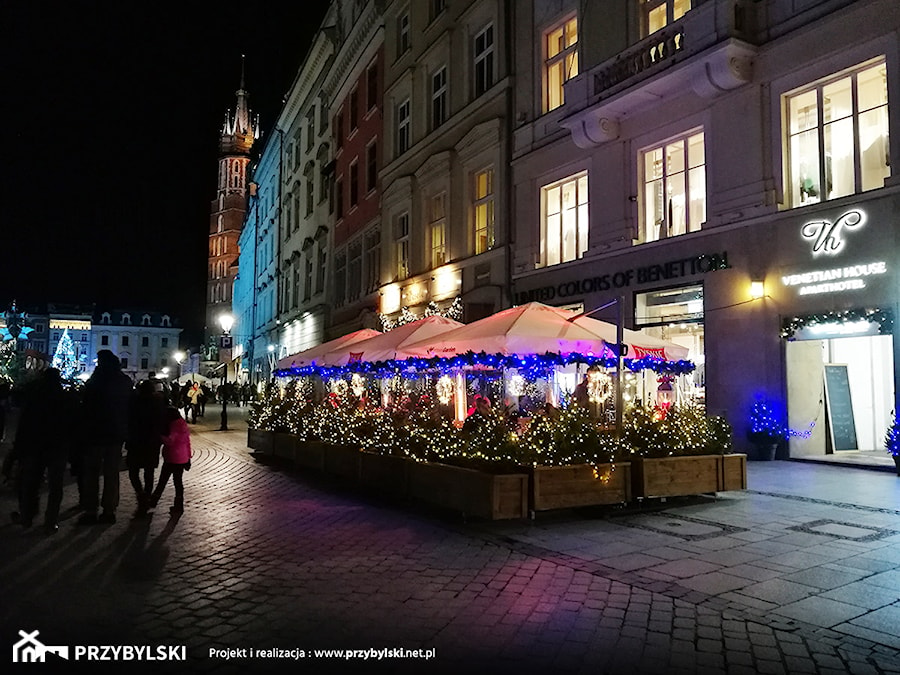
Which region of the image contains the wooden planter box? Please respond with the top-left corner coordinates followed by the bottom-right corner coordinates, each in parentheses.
top-left (295, 440), bottom-right (326, 472)
top-left (632, 454), bottom-right (747, 499)
top-left (531, 463), bottom-right (632, 512)
top-left (359, 452), bottom-right (410, 496)
top-left (273, 433), bottom-right (298, 462)
top-left (247, 429), bottom-right (274, 455)
top-left (323, 444), bottom-right (362, 482)
top-left (407, 461), bottom-right (528, 521)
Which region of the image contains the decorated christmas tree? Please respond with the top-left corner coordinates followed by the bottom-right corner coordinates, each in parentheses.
top-left (52, 328), bottom-right (78, 380)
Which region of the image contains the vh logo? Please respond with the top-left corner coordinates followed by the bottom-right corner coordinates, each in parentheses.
top-left (801, 210), bottom-right (865, 256)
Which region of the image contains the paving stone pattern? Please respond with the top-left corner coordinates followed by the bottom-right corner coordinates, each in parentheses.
top-left (2, 406), bottom-right (900, 675)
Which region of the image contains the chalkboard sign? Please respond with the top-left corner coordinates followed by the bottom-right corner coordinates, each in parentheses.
top-left (824, 364), bottom-right (858, 451)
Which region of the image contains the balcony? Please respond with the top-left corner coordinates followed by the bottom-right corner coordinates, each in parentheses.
top-left (560, 0), bottom-right (757, 148)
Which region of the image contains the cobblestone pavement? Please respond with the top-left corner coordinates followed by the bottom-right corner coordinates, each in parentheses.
top-left (2, 405), bottom-right (900, 674)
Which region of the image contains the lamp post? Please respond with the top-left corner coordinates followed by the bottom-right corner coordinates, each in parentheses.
top-left (218, 313), bottom-right (234, 431)
top-left (173, 350), bottom-right (185, 382)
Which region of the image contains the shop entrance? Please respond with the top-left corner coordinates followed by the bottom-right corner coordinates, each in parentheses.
top-left (786, 334), bottom-right (894, 455)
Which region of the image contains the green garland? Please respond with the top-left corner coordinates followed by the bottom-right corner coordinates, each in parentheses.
top-left (781, 308), bottom-right (893, 340)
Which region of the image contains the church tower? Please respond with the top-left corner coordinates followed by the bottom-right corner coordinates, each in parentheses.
top-left (206, 56), bottom-right (259, 343)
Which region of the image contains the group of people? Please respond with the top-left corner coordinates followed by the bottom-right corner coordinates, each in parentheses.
top-left (7, 349), bottom-right (192, 533)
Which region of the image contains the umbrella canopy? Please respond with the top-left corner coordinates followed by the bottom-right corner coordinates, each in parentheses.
top-left (322, 315), bottom-right (464, 366)
top-left (276, 328), bottom-right (382, 370)
top-left (401, 302), bottom-right (689, 361)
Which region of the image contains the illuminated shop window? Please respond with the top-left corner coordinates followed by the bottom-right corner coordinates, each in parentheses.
top-left (544, 16), bottom-right (578, 113)
top-left (474, 168), bottom-right (495, 254)
top-left (541, 172), bottom-right (588, 266)
top-left (641, 0), bottom-right (691, 36)
top-left (786, 59), bottom-right (889, 207)
top-left (641, 131), bottom-right (705, 242)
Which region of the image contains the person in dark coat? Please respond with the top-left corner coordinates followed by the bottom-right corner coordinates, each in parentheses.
top-left (11, 368), bottom-right (76, 533)
top-left (77, 349), bottom-right (133, 525)
top-left (125, 379), bottom-right (165, 518)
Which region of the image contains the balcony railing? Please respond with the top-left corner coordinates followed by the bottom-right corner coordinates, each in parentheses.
top-left (593, 28), bottom-right (685, 100)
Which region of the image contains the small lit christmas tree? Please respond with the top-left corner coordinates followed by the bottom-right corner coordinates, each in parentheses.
top-left (52, 328), bottom-right (77, 380)
top-left (885, 412), bottom-right (900, 458)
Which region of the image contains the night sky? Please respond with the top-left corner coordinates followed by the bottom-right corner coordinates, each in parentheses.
top-left (2, 2), bottom-right (330, 344)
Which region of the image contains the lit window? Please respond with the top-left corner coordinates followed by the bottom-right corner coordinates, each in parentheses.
top-left (396, 99), bottom-right (410, 154)
top-left (429, 194), bottom-right (447, 269)
top-left (396, 212), bottom-right (410, 280)
top-left (432, 66), bottom-right (448, 129)
top-left (785, 59), bottom-right (888, 207)
top-left (640, 131), bottom-right (705, 242)
top-left (641, 0), bottom-right (691, 36)
top-left (541, 172), bottom-right (588, 266)
top-left (474, 24), bottom-right (494, 97)
top-left (544, 17), bottom-right (578, 113)
top-left (473, 169), bottom-right (495, 254)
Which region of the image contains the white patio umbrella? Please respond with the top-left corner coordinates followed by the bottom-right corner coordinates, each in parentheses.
top-left (401, 302), bottom-right (687, 360)
top-left (322, 315), bottom-right (464, 366)
top-left (275, 328), bottom-right (382, 370)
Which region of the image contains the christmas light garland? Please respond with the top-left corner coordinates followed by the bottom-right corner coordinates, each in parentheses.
top-left (781, 308), bottom-right (893, 340)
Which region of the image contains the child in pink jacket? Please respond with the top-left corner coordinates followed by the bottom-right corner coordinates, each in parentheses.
top-left (150, 406), bottom-right (192, 514)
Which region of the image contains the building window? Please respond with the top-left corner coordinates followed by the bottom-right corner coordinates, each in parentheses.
top-left (398, 12), bottom-right (410, 56)
top-left (366, 142), bottom-right (377, 193)
top-left (122, 336), bottom-right (130, 347)
top-left (641, 0), bottom-right (690, 36)
top-left (367, 63), bottom-right (378, 112)
top-left (306, 109), bottom-right (316, 152)
top-left (304, 255), bottom-right (313, 301)
top-left (306, 176), bottom-right (315, 215)
top-left (141, 336), bottom-right (149, 347)
top-left (336, 111), bottom-right (344, 150)
top-left (316, 241), bottom-right (326, 294)
top-left (542, 172), bottom-right (588, 266)
top-left (429, 0), bottom-right (445, 22)
top-left (349, 87), bottom-right (359, 133)
top-left (348, 240), bottom-right (362, 301)
top-left (474, 168), bottom-right (495, 254)
top-left (161, 337), bottom-right (169, 348)
top-left (785, 59), bottom-right (889, 207)
top-left (336, 177), bottom-right (344, 219)
top-left (431, 66), bottom-right (448, 130)
top-left (640, 131), bottom-right (705, 242)
top-left (121, 358), bottom-right (128, 369)
top-left (474, 24), bottom-right (494, 97)
top-left (141, 357), bottom-right (149, 370)
top-left (396, 99), bottom-right (411, 155)
top-left (349, 159), bottom-right (359, 207)
top-left (429, 193), bottom-right (447, 269)
top-left (396, 212), bottom-right (410, 280)
top-left (292, 263), bottom-right (301, 308)
top-left (544, 16), bottom-right (578, 113)
top-left (365, 229), bottom-right (381, 293)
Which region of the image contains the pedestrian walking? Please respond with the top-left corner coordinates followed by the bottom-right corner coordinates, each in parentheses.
top-left (77, 349), bottom-right (133, 525)
top-left (186, 382), bottom-right (201, 423)
top-left (11, 368), bottom-right (76, 533)
top-left (125, 379), bottom-right (165, 518)
top-left (149, 406), bottom-right (192, 514)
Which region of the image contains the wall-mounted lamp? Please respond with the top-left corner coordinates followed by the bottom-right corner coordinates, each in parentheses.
top-left (749, 278), bottom-right (765, 299)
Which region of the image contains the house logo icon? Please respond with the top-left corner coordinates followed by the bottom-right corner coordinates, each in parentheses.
top-left (12, 630), bottom-right (69, 662)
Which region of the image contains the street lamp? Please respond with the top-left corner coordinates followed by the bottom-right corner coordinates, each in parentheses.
top-left (218, 313), bottom-right (234, 431)
top-left (173, 350), bottom-right (185, 382)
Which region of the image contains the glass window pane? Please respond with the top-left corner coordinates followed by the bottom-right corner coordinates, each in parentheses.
top-left (548, 62), bottom-right (562, 110)
top-left (857, 63), bottom-right (888, 112)
top-left (578, 203), bottom-right (588, 256)
top-left (790, 90), bottom-right (818, 134)
top-left (565, 18), bottom-right (578, 48)
top-left (823, 76), bottom-right (852, 124)
top-left (566, 52), bottom-right (578, 81)
top-left (858, 107), bottom-right (890, 191)
top-left (562, 207), bottom-right (577, 262)
top-left (561, 181), bottom-right (576, 210)
top-left (673, 0), bottom-right (691, 21)
top-left (792, 129), bottom-right (820, 206)
top-left (648, 5), bottom-right (666, 33)
top-left (667, 173), bottom-right (686, 236)
top-left (688, 132), bottom-right (704, 169)
top-left (666, 140), bottom-right (685, 175)
top-left (547, 26), bottom-right (563, 59)
top-left (577, 175), bottom-right (588, 204)
top-left (645, 179), bottom-right (664, 242)
top-left (546, 214), bottom-right (560, 266)
top-left (688, 166), bottom-right (706, 231)
top-left (546, 186), bottom-right (561, 215)
top-left (645, 148), bottom-right (663, 181)
top-left (824, 118), bottom-right (854, 199)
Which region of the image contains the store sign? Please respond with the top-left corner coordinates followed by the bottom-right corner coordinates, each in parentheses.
top-left (781, 261), bottom-right (887, 295)
top-left (794, 320), bottom-right (881, 341)
top-left (802, 209), bottom-right (865, 257)
top-left (515, 252), bottom-right (730, 305)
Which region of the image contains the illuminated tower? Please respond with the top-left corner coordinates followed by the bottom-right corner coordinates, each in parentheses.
top-left (206, 56), bottom-right (259, 344)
